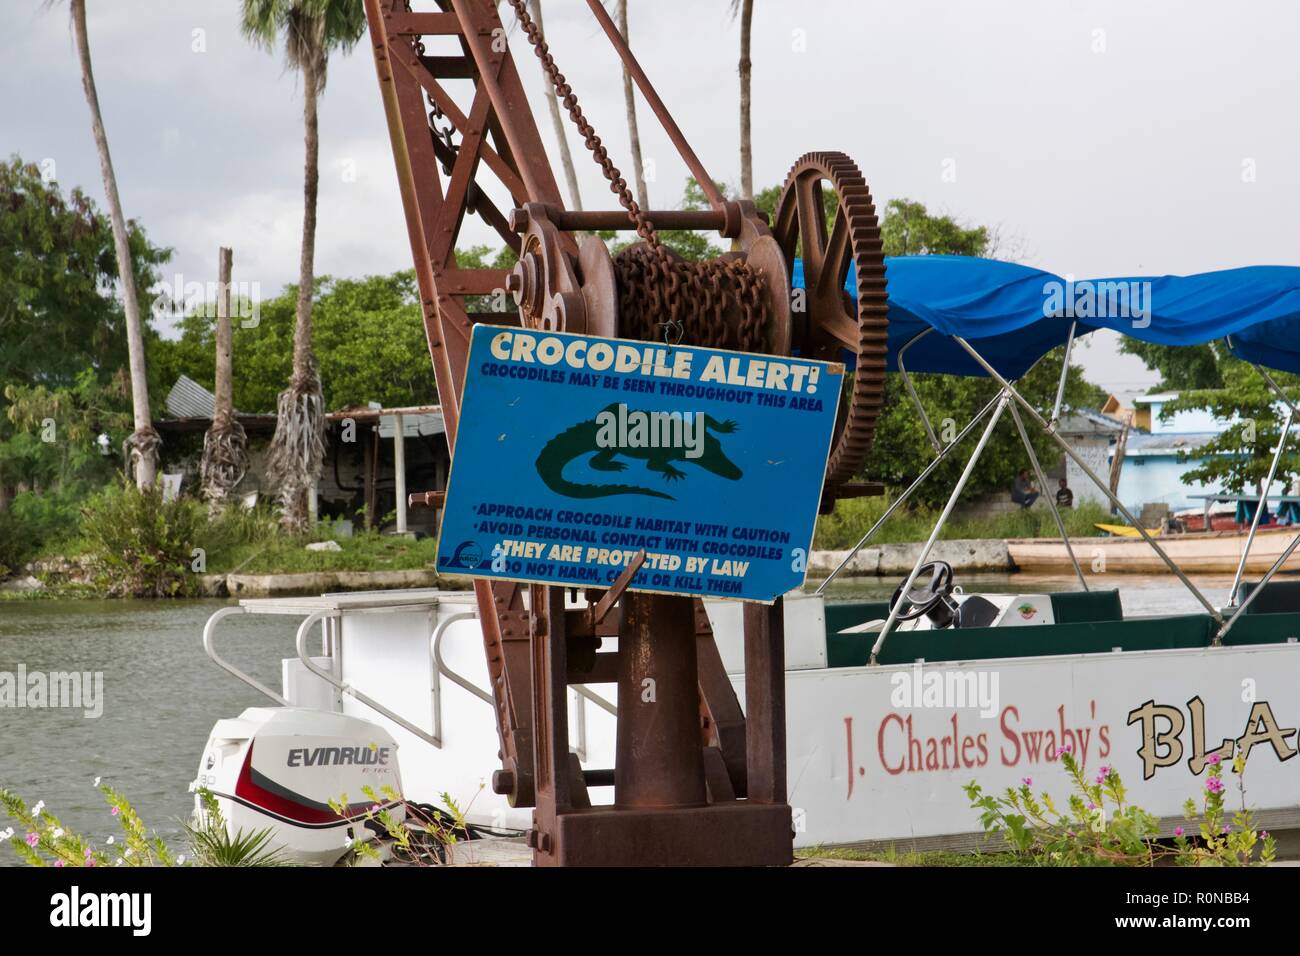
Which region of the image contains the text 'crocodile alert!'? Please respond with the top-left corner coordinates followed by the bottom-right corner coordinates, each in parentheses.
top-left (488, 329), bottom-right (828, 393)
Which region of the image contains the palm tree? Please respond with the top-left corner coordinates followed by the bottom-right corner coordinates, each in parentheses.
top-left (201, 247), bottom-right (249, 515)
top-left (242, 0), bottom-right (365, 532)
top-left (68, 0), bottom-right (158, 489)
top-left (616, 0), bottom-right (649, 209)
top-left (528, 1), bottom-right (584, 211)
top-left (730, 0), bottom-right (754, 199)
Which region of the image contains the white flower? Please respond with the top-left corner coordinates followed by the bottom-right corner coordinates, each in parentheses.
top-left (93, 777), bottom-right (102, 787)
top-left (124, 847), bottom-right (134, 857)
top-left (187, 781), bottom-right (197, 793)
top-left (51, 828), bottom-right (64, 839)
top-left (0, 828), bottom-right (13, 840)
top-left (106, 836), bottom-right (115, 845)
top-left (343, 835), bottom-right (353, 848)
top-left (31, 801), bottom-right (45, 816)
top-left (176, 854), bottom-right (185, 865)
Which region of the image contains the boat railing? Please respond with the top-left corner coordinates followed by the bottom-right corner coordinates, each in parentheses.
top-left (203, 602), bottom-right (616, 756)
top-left (202, 605), bottom-right (289, 706)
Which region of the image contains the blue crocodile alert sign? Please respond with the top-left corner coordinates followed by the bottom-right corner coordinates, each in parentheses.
top-left (436, 325), bottom-right (844, 602)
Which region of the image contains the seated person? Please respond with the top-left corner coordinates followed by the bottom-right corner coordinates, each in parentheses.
top-left (1011, 470), bottom-right (1039, 509)
top-left (1055, 477), bottom-right (1073, 508)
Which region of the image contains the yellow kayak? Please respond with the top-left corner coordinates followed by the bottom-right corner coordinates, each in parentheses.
top-left (1094, 522), bottom-right (1161, 537)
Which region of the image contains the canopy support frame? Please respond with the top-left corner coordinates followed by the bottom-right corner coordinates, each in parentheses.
top-left (1229, 405), bottom-right (1293, 605)
top-left (1049, 321), bottom-right (1077, 430)
top-left (952, 336), bottom-right (1222, 623)
top-left (869, 391), bottom-right (1011, 663)
top-left (897, 328), bottom-right (943, 454)
top-left (1219, 532), bottom-right (1300, 644)
top-left (1008, 401), bottom-right (1088, 590)
top-left (815, 390), bottom-right (1005, 593)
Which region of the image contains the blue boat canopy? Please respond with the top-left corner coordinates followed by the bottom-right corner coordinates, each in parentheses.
top-left (793, 255), bottom-right (1300, 378)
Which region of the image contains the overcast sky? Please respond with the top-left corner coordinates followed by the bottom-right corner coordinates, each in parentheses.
top-left (6, 0), bottom-right (1300, 394)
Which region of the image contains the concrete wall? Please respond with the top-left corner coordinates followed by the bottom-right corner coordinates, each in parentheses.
top-left (809, 538), bottom-right (1013, 578)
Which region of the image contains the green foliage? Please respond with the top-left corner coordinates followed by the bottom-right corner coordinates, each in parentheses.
top-left (814, 497), bottom-right (1111, 550)
top-left (880, 199), bottom-right (989, 257)
top-left (965, 747), bottom-right (1274, 866)
top-left (240, 0), bottom-right (366, 79)
top-left (1159, 358), bottom-right (1300, 494)
top-left (78, 482), bottom-right (207, 597)
top-left (1, 783), bottom-right (177, 867)
top-left (1173, 753), bottom-right (1277, 866)
top-left (1119, 339), bottom-right (1224, 391)
top-left (187, 789), bottom-right (292, 867)
top-left (0, 156), bottom-right (169, 497)
top-left (0, 486), bottom-right (88, 574)
top-left (1, 784), bottom-right (293, 868)
top-left (868, 346), bottom-right (1106, 508)
top-left (151, 272), bottom-right (439, 413)
top-left (334, 783), bottom-right (481, 866)
top-left (1117, 337), bottom-right (1300, 494)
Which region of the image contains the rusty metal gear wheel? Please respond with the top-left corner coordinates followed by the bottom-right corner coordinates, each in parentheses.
top-left (772, 151), bottom-right (889, 492)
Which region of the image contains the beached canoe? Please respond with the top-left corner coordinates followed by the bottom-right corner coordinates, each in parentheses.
top-left (1009, 525), bottom-right (1300, 574)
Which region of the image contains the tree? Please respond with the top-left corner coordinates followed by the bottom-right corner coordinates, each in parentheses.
top-left (69, 0), bottom-right (158, 490)
top-left (880, 199), bottom-right (989, 257)
top-left (151, 271), bottom-right (439, 415)
top-left (1119, 339), bottom-right (1223, 390)
top-left (527, 1), bottom-right (585, 212)
top-left (242, 0), bottom-right (366, 532)
top-left (200, 247), bottom-right (249, 514)
top-left (730, 0), bottom-right (755, 199)
top-left (0, 157), bottom-right (169, 508)
top-left (617, 0), bottom-right (649, 209)
top-left (1137, 345), bottom-right (1300, 495)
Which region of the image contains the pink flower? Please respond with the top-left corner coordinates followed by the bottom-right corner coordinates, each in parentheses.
top-left (54, 859), bottom-right (65, 868)
top-left (1206, 777), bottom-right (1225, 795)
top-left (110, 806), bottom-right (120, 816)
top-left (1208, 753), bottom-right (1222, 765)
top-left (1174, 826), bottom-right (1185, 837)
top-left (24, 832), bottom-right (38, 848)
top-left (1021, 777), bottom-right (1032, 787)
top-left (85, 858), bottom-right (95, 867)
top-left (1087, 801), bottom-right (1097, 810)
top-left (1262, 831), bottom-right (1270, 839)
top-left (1060, 743), bottom-right (1074, 754)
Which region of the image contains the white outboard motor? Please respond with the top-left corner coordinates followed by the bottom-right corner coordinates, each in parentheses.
top-left (195, 707), bottom-right (406, 866)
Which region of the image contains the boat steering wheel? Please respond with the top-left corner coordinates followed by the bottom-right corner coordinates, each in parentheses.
top-left (888, 561), bottom-right (956, 622)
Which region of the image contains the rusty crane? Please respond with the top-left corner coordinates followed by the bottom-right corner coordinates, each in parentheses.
top-left (362, 0), bottom-right (888, 865)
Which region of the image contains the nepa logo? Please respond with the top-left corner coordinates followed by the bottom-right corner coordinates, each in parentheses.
top-left (442, 540), bottom-right (484, 569)
top-left (536, 402), bottom-right (743, 500)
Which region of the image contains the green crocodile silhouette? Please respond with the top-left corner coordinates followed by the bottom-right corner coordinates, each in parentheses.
top-left (535, 403), bottom-right (743, 500)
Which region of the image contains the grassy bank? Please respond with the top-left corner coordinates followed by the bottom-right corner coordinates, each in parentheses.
top-left (3, 482), bottom-right (1118, 597)
top-left (3, 483), bottom-right (439, 598)
top-left (813, 497), bottom-right (1113, 551)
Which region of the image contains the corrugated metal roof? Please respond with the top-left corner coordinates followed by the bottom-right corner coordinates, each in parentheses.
top-left (378, 410), bottom-right (445, 439)
top-left (165, 375), bottom-right (219, 418)
top-left (1121, 431), bottom-right (1219, 456)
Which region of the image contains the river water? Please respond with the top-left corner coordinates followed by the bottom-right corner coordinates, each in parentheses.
top-left (0, 574), bottom-right (1235, 865)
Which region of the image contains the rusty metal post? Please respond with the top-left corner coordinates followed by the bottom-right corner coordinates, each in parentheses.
top-left (743, 598), bottom-right (786, 803)
top-left (615, 594), bottom-right (707, 808)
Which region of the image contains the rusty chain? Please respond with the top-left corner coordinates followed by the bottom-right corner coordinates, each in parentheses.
top-left (505, 0), bottom-right (769, 352)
